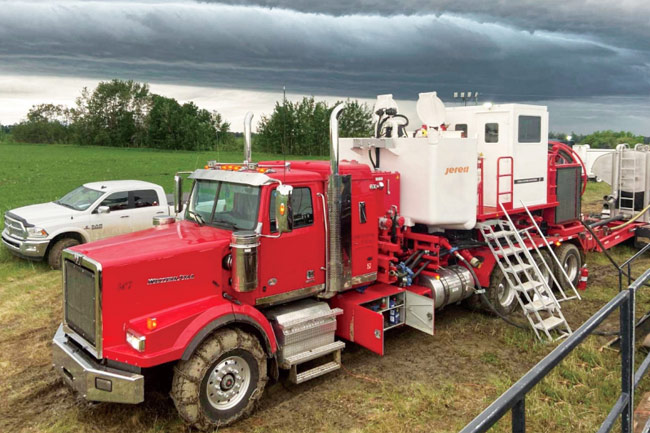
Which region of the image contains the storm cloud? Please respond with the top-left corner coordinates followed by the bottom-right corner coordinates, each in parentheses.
top-left (0, 1), bottom-right (648, 132)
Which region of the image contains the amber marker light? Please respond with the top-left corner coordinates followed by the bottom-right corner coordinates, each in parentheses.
top-left (147, 317), bottom-right (158, 330)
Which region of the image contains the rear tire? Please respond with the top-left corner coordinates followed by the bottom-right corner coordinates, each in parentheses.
top-left (47, 237), bottom-right (79, 269)
top-left (553, 243), bottom-right (582, 288)
top-left (532, 250), bottom-right (553, 289)
top-left (484, 264), bottom-right (518, 316)
top-left (171, 328), bottom-right (267, 430)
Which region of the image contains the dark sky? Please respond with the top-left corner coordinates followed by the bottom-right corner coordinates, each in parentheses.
top-left (0, 0), bottom-right (648, 132)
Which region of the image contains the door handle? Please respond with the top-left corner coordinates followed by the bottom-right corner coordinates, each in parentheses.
top-left (121, 215), bottom-right (130, 219)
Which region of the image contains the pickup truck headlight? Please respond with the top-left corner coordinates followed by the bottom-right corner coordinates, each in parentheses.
top-left (26, 227), bottom-right (48, 238)
top-left (126, 330), bottom-right (146, 352)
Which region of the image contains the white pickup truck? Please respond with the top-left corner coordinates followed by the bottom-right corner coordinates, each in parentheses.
top-left (2, 180), bottom-right (176, 268)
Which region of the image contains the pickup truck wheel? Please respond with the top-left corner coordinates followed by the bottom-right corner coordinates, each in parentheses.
top-left (47, 238), bottom-right (79, 269)
top-left (171, 328), bottom-right (267, 430)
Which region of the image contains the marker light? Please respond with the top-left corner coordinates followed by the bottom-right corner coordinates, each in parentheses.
top-left (146, 317), bottom-right (157, 330)
top-left (555, 241), bottom-right (561, 247)
top-left (126, 330), bottom-right (145, 352)
top-left (279, 203), bottom-right (286, 216)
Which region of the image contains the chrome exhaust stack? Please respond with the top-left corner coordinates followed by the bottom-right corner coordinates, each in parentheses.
top-left (323, 104), bottom-right (347, 298)
top-left (243, 111), bottom-right (254, 165)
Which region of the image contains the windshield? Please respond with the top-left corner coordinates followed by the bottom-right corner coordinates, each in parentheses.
top-left (55, 186), bottom-right (104, 211)
top-left (187, 180), bottom-right (260, 230)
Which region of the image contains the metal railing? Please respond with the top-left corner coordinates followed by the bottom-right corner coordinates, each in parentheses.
top-left (460, 267), bottom-right (650, 433)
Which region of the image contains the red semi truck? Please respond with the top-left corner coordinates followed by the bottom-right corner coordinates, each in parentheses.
top-left (52, 95), bottom-right (650, 429)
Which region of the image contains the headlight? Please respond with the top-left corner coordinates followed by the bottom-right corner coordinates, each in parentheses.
top-left (126, 330), bottom-right (146, 352)
top-left (26, 227), bottom-right (48, 238)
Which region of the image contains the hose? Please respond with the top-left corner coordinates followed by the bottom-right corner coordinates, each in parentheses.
top-left (455, 253), bottom-right (529, 331)
top-left (610, 202), bottom-right (650, 231)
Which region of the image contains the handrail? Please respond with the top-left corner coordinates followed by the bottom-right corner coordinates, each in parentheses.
top-left (460, 268), bottom-right (650, 433)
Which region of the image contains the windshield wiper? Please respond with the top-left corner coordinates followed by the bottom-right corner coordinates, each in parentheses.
top-left (187, 210), bottom-right (206, 226)
top-left (54, 201), bottom-right (76, 210)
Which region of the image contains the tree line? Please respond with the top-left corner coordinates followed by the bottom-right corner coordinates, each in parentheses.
top-left (3, 79), bottom-right (374, 155)
top-left (549, 130), bottom-right (647, 148)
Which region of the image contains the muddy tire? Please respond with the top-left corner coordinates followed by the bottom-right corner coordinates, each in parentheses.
top-left (171, 328), bottom-right (267, 430)
top-left (553, 243), bottom-right (582, 288)
top-left (47, 238), bottom-right (79, 269)
top-left (532, 250), bottom-right (553, 289)
top-left (485, 264), bottom-right (518, 316)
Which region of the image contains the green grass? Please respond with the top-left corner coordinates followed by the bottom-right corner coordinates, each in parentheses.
top-left (0, 141), bottom-right (649, 433)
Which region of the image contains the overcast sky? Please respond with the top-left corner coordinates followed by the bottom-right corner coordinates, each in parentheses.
top-left (0, 0), bottom-right (648, 133)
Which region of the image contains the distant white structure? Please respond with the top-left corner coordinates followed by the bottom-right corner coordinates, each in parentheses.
top-left (572, 144), bottom-right (615, 182)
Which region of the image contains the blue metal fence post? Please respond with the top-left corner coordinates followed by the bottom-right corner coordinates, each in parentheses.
top-left (512, 397), bottom-right (525, 433)
top-left (621, 289), bottom-right (635, 433)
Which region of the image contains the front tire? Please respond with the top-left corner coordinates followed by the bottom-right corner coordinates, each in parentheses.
top-left (47, 237), bottom-right (79, 269)
top-left (171, 328), bottom-right (267, 430)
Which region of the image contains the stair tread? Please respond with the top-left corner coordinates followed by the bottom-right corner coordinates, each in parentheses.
top-left (284, 341), bottom-right (346, 366)
top-left (294, 361), bottom-right (341, 384)
top-left (524, 298), bottom-right (557, 312)
top-left (497, 246), bottom-right (525, 256)
top-left (504, 263), bottom-right (533, 273)
top-left (533, 316), bottom-right (566, 331)
top-left (516, 280), bottom-right (546, 292)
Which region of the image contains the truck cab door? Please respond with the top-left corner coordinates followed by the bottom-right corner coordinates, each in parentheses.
top-left (88, 191), bottom-right (132, 241)
top-left (129, 189), bottom-right (167, 231)
top-left (256, 182), bottom-right (326, 304)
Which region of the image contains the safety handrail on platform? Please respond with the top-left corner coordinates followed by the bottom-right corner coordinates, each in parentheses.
top-left (460, 268), bottom-right (650, 433)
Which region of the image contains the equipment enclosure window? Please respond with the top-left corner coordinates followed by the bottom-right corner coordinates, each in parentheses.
top-left (518, 116), bottom-right (541, 143)
top-left (270, 187), bottom-right (313, 232)
top-left (132, 190), bottom-right (159, 208)
top-left (100, 192), bottom-right (129, 211)
top-left (455, 124), bottom-right (468, 138)
top-left (485, 123), bottom-right (499, 143)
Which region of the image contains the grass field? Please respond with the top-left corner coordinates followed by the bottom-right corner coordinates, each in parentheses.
top-left (0, 141), bottom-right (649, 433)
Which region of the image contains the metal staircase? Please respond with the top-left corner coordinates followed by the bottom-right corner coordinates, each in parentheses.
top-left (477, 203), bottom-right (578, 341)
top-left (618, 146), bottom-right (638, 215)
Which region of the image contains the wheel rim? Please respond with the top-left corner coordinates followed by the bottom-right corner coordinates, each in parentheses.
top-left (206, 355), bottom-right (251, 410)
top-left (563, 254), bottom-right (579, 282)
top-left (497, 278), bottom-right (515, 308)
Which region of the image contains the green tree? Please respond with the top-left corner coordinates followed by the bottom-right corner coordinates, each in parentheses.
top-left (72, 79), bottom-right (152, 147)
top-left (580, 130), bottom-right (645, 148)
top-left (11, 103), bottom-right (71, 144)
top-left (256, 97), bottom-right (373, 156)
top-left (145, 94), bottom-right (233, 151)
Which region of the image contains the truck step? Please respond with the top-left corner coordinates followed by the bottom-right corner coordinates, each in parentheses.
top-left (516, 280), bottom-right (544, 293)
top-left (283, 341), bottom-right (346, 367)
top-left (486, 230), bottom-right (516, 239)
top-left (497, 246), bottom-right (525, 256)
top-left (533, 316), bottom-right (566, 331)
top-left (291, 360), bottom-right (342, 384)
top-left (524, 298), bottom-right (557, 312)
top-left (505, 263), bottom-right (533, 274)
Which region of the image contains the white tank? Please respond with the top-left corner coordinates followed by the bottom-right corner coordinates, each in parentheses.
top-left (340, 134), bottom-right (478, 229)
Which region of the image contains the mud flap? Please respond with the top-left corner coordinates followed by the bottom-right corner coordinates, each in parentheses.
top-left (405, 291), bottom-right (434, 335)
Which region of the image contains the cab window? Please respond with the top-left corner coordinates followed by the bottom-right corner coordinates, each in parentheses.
top-left (132, 190), bottom-right (159, 208)
top-left (269, 187), bottom-right (313, 232)
top-left (99, 192), bottom-right (129, 211)
top-left (518, 115), bottom-right (541, 143)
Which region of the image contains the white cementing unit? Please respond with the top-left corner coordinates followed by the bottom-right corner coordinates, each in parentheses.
top-left (339, 92), bottom-right (550, 230)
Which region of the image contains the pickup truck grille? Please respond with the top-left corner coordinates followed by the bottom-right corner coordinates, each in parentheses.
top-left (64, 260), bottom-right (98, 347)
top-left (4, 215), bottom-right (26, 239)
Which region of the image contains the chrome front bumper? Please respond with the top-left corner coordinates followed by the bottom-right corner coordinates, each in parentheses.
top-left (52, 324), bottom-right (144, 404)
top-left (1, 230), bottom-right (49, 259)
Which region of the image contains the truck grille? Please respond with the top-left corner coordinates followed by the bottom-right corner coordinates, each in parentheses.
top-left (4, 215), bottom-right (25, 239)
top-left (64, 260), bottom-right (98, 346)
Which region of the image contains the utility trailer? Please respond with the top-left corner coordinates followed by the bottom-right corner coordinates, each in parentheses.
top-left (51, 93), bottom-right (650, 429)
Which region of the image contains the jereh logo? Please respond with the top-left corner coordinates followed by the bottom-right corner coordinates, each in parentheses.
top-left (444, 166), bottom-right (470, 175)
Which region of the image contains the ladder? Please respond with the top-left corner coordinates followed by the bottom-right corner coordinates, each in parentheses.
top-left (618, 146), bottom-right (637, 215)
top-left (477, 204), bottom-right (572, 341)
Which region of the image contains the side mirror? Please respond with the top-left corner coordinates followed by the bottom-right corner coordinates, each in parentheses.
top-left (275, 184), bottom-right (293, 234)
top-left (97, 206), bottom-right (110, 214)
top-left (174, 175), bottom-right (183, 214)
